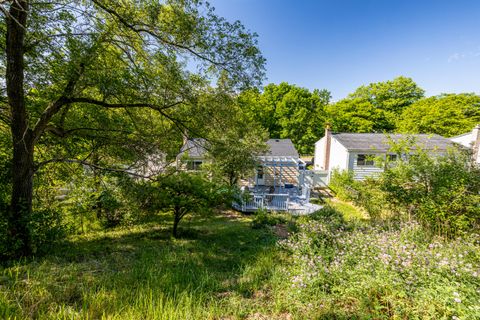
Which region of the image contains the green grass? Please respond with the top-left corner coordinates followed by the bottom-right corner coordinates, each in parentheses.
top-left (2, 204), bottom-right (478, 319)
top-left (324, 198), bottom-right (369, 221)
top-left (0, 211), bottom-right (288, 319)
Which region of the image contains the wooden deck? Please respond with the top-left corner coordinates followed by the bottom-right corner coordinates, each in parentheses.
top-left (233, 186), bottom-right (322, 214)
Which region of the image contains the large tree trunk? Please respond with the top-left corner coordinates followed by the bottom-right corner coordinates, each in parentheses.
top-left (6, 0), bottom-right (33, 257)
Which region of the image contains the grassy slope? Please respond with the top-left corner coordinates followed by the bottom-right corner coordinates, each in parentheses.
top-left (324, 199), bottom-right (368, 221)
top-left (0, 212), bottom-right (287, 319)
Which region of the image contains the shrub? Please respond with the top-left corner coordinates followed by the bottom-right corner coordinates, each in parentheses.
top-left (329, 171), bottom-right (384, 219)
top-left (380, 149), bottom-right (480, 236)
top-left (329, 148), bottom-right (480, 236)
top-left (251, 209), bottom-right (287, 229)
top-left (96, 190), bottom-right (123, 228)
top-left (29, 208), bottom-right (67, 255)
top-left (329, 169), bottom-right (358, 201)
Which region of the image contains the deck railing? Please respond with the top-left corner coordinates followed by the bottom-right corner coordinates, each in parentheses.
top-left (233, 193), bottom-right (290, 212)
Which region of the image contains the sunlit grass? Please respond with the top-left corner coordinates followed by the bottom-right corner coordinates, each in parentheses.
top-left (0, 211), bottom-right (284, 319)
top-left (2, 204), bottom-right (477, 319)
top-left (325, 198), bottom-right (369, 221)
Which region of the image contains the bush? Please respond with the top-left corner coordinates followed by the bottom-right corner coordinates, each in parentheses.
top-left (251, 209), bottom-right (287, 229)
top-left (29, 208), bottom-right (68, 255)
top-left (380, 149), bottom-right (480, 236)
top-left (329, 148), bottom-right (480, 236)
top-left (329, 169), bottom-right (358, 201)
top-left (329, 170), bottom-right (384, 219)
top-left (96, 190), bottom-right (124, 228)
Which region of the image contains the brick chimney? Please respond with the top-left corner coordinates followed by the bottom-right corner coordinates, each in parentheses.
top-left (324, 124), bottom-right (332, 171)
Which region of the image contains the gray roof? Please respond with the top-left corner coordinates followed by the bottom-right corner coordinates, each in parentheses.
top-left (263, 139), bottom-right (299, 157)
top-left (333, 133), bottom-right (456, 152)
top-left (179, 138), bottom-right (299, 158)
top-left (179, 138), bottom-right (207, 157)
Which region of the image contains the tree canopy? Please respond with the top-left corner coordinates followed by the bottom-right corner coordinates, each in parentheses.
top-left (238, 83), bottom-right (330, 154)
top-left (0, 0), bottom-right (265, 257)
top-left (396, 94), bottom-right (480, 137)
top-left (327, 76), bottom-right (425, 133)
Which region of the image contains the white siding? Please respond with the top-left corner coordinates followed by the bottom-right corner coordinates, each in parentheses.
top-left (451, 133), bottom-right (474, 148)
top-left (349, 152), bottom-right (384, 180)
top-left (329, 138), bottom-right (349, 172)
top-left (314, 136), bottom-right (349, 182)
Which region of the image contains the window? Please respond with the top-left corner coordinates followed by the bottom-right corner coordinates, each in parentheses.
top-left (187, 160), bottom-right (202, 171)
top-left (357, 154), bottom-right (374, 166)
top-left (387, 154), bottom-right (397, 162)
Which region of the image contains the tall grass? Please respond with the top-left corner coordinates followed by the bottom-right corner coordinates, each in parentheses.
top-left (0, 212), bottom-right (283, 319)
top-left (1, 208), bottom-right (479, 319)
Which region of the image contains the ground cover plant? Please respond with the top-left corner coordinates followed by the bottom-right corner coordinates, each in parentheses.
top-left (2, 203), bottom-right (478, 319)
top-left (278, 207), bottom-right (480, 319)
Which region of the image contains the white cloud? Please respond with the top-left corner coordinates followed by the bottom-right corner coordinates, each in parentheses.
top-left (448, 47), bottom-right (480, 63)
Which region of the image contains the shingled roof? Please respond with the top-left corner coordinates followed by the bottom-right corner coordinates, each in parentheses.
top-left (179, 138), bottom-right (208, 157)
top-left (263, 139), bottom-right (299, 157)
top-left (179, 138), bottom-right (300, 158)
top-left (333, 133), bottom-right (456, 152)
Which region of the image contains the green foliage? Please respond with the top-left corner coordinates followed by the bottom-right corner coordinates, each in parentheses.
top-left (330, 143), bottom-right (480, 236)
top-left (397, 93), bottom-right (480, 136)
top-left (153, 172), bottom-right (230, 237)
top-left (327, 76), bottom-right (424, 133)
top-left (200, 84), bottom-right (269, 186)
top-left (96, 190), bottom-right (123, 228)
top-left (251, 209), bottom-right (287, 229)
top-left (2, 0), bottom-right (266, 257)
top-left (238, 83), bottom-right (330, 154)
top-left (380, 148), bottom-right (480, 236)
top-left (28, 209), bottom-right (67, 256)
top-left (280, 217), bottom-right (480, 319)
top-left (328, 169), bottom-right (358, 201)
top-left (349, 76), bottom-right (425, 113)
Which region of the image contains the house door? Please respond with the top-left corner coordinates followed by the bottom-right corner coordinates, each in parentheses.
top-left (256, 166), bottom-right (265, 185)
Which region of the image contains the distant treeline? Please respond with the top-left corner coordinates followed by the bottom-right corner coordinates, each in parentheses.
top-left (238, 77), bottom-right (480, 154)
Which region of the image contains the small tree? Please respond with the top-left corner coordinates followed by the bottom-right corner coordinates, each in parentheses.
top-left (156, 172), bottom-right (228, 237)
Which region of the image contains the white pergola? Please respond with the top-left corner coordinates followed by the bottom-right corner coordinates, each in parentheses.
top-left (255, 156), bottom-right (306, 188)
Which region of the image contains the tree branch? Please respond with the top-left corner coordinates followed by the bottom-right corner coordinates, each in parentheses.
top-left (90, 0), bottom-right (222, 66)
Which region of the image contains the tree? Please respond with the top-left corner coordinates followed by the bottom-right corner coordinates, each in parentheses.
top-left (396, 94), bottom-right (480, 137)
top-left (238, 83), bottom-right (330, 154)
top-left (326, 98), bottom-right (391, 133)
top-left (207, 128), bottom-right (268, 186)
top-left (155, 172), bottom-right (226, 237)
top-left (349, 76), bottom-right (424, 113)
top-left (327, 77), bottom-right (425, 133)
top-left (0, 0), bottom-right (265, 257)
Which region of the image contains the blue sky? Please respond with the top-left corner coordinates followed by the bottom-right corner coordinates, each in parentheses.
top-left (210, 0), bottom-right (480, 100)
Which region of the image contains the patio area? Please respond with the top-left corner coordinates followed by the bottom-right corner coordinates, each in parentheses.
top-left (233, 184), bottom-right (323, 215)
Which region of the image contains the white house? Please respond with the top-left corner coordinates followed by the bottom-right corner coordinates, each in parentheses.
top-left (177, 138), bottom-right (305, 187)
top-left (176, 138), bottom-right (208, 171)
top-left (449, 124), bottom-right (480, 165)
top-left (314, 126), bottom-right (457, 181)
top-left (177, 138), bottom-right (321, 213)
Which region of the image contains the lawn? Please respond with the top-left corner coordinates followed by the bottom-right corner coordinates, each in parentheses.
top-left (0, 211), bottom-right (286, 319)
top-left (1, 206), bottom-right (479, 319)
